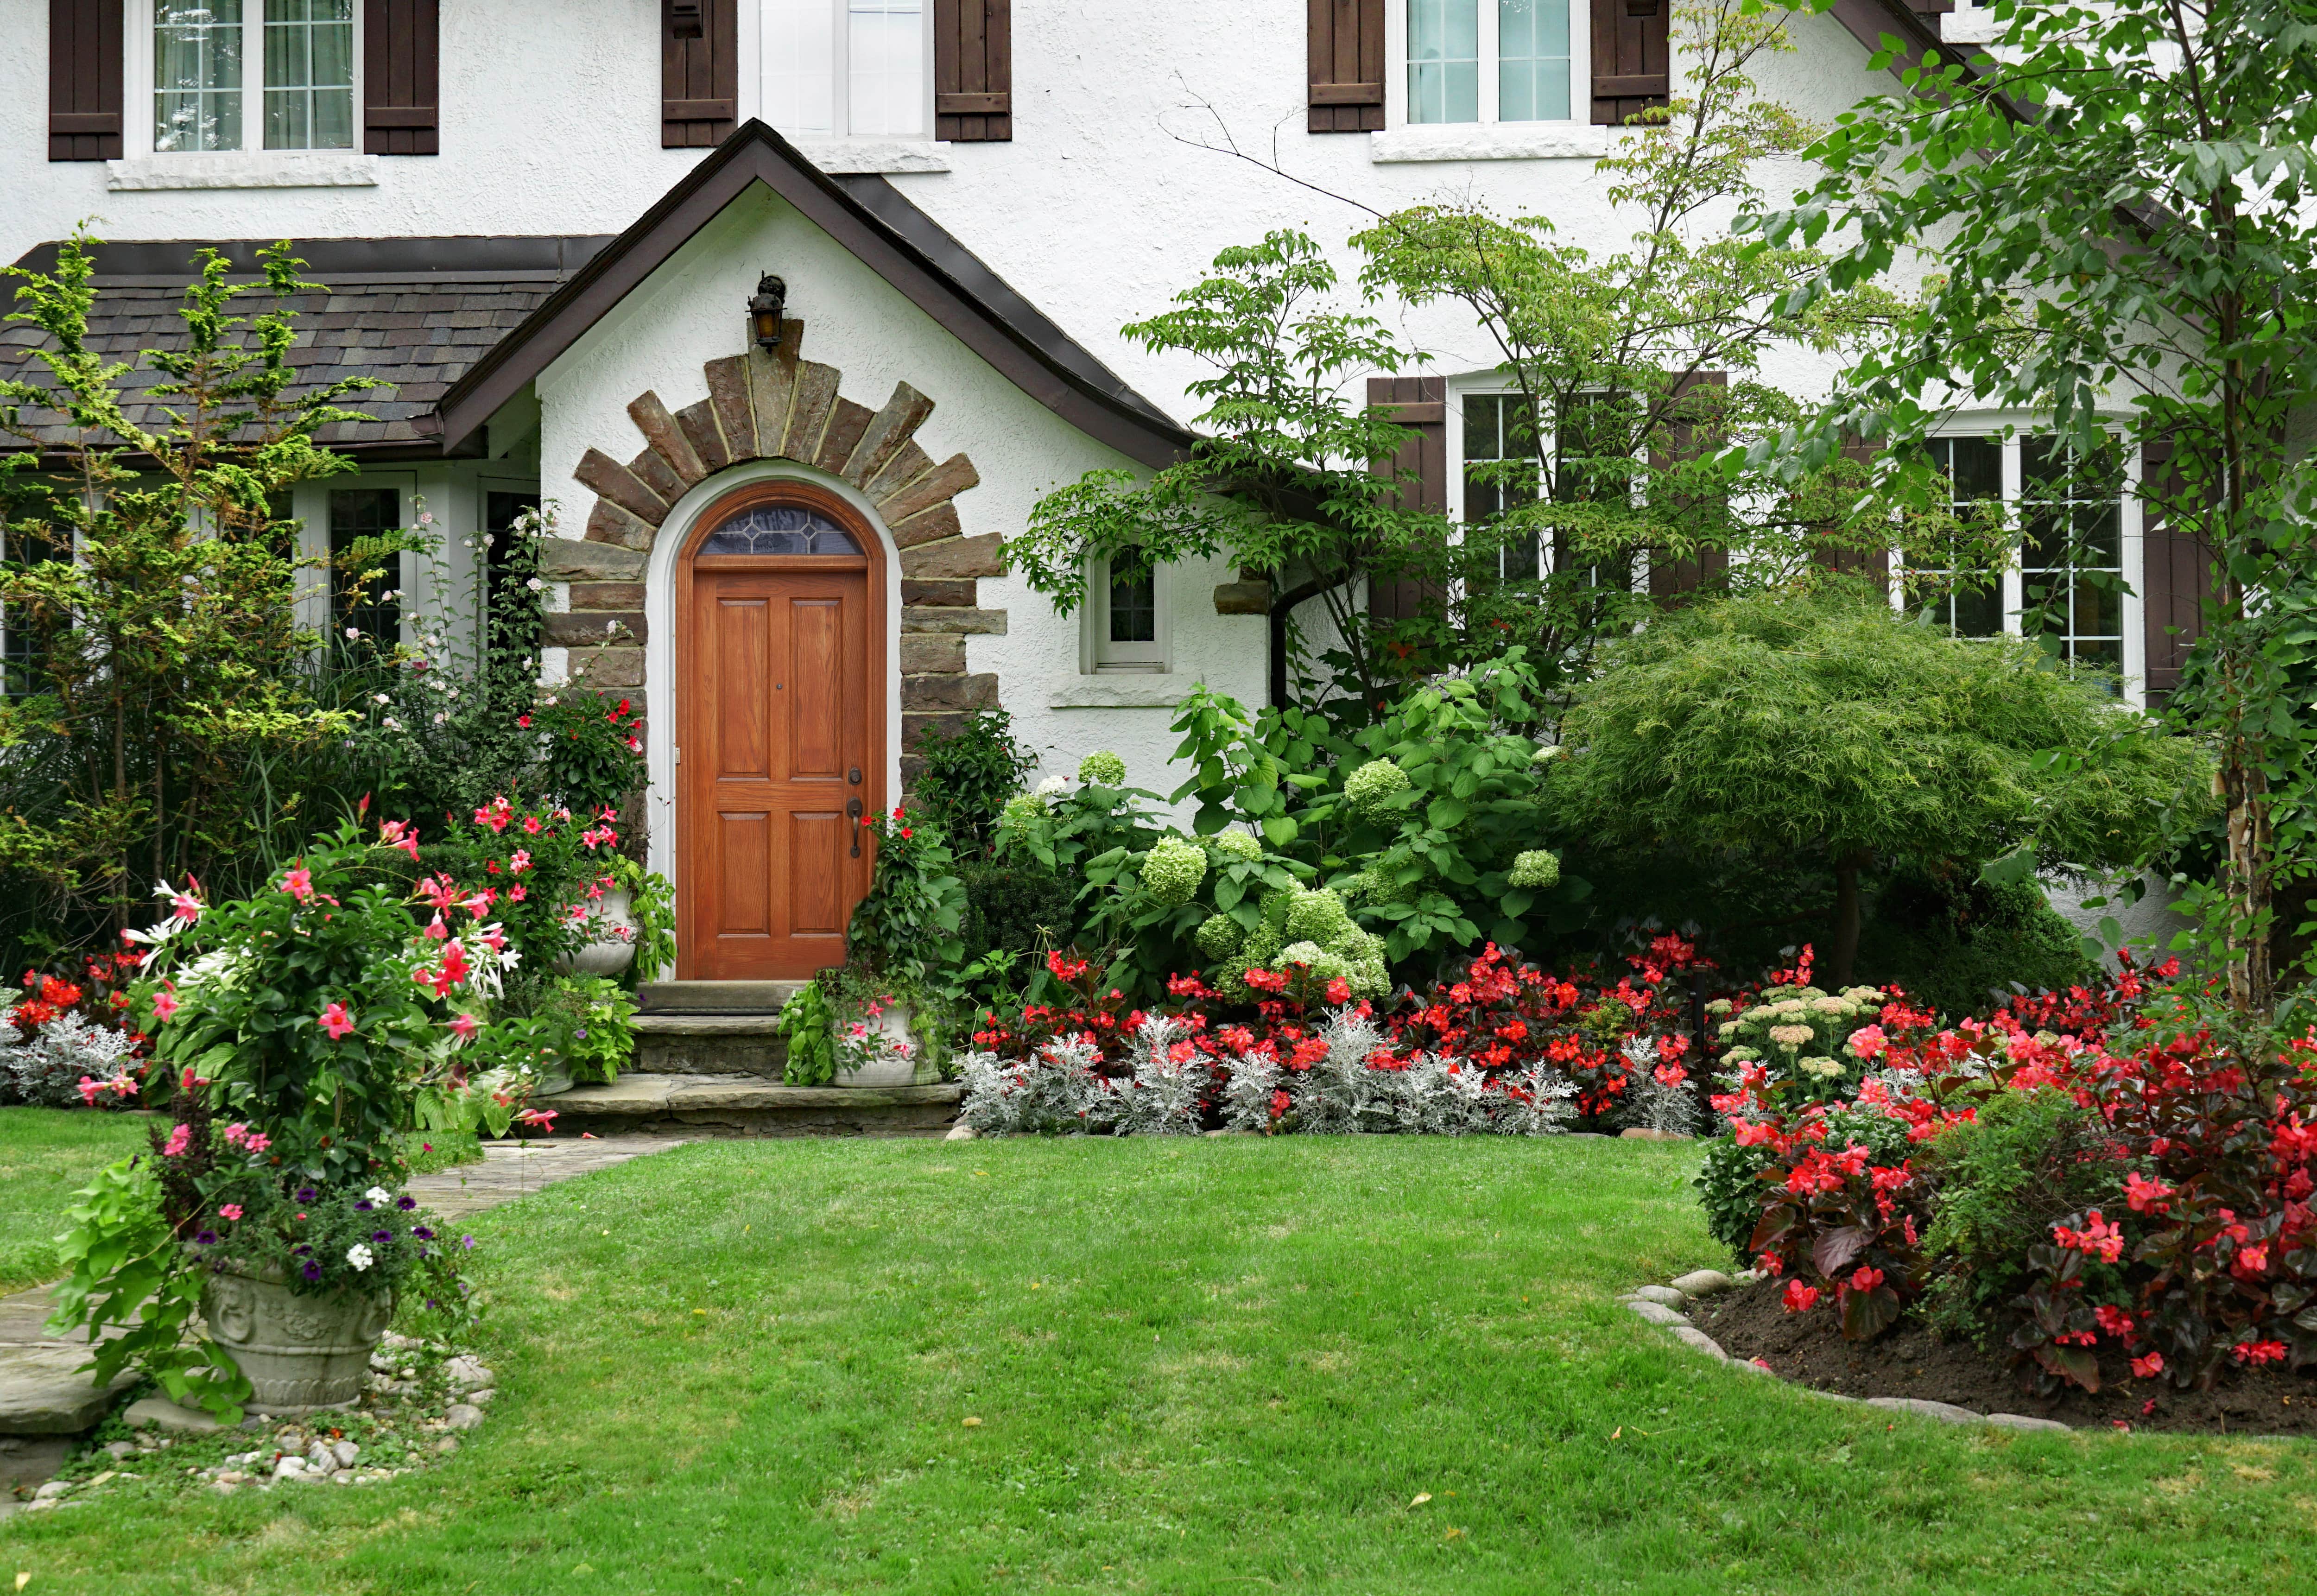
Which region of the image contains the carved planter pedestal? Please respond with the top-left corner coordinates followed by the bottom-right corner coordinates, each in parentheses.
top-left (201, 1263), bottom-right (393, 1416)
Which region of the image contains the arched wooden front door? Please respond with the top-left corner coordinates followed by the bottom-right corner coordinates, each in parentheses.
top-left (676, 481), bottom-right (886, 980)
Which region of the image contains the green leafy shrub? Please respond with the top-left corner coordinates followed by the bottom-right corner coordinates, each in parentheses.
top-left (847, 805), bottom-right (965, 999)
top-left (534, 976), bottom-right (636, 1084)
top-left (775, 977), bottom-right (839, 1086)
top-left (1855, 867), bottom-right (2094, 1021)
top-left (1918, 1088), bottom-right (2124, 1342)
top-left (911, 709), bottom-right (1036, 856)
top-left (1552, 589), bottom-right (2211, 984)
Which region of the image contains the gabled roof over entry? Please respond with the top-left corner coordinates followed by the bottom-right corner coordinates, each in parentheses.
top-left (436, 120), bottom-right (1195, 468)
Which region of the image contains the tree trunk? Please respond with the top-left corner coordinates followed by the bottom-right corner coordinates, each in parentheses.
top-left (1830, 849), bottom-right (1872, 988)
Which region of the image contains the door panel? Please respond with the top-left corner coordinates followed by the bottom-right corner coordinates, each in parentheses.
top-left (681, 564), bottom-right (875, 979)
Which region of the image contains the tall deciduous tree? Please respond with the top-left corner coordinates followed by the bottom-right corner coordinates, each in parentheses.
top-left (1745, 0), bottom-right (2317, 1012)
top-left (0, 238), bottom-right (373, 942)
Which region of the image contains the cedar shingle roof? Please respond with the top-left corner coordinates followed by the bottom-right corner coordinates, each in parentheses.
top-left (2, 237), bottom-right (611, 456)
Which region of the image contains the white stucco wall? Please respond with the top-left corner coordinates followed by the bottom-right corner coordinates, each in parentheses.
top-left (3, 0), bottom-right (1894, 424)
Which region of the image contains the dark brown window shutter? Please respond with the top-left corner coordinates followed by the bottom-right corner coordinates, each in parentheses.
top-left (935, 0), bottom-right (1011, 142)
top-left (1648, 372), bottom-right (1728, 600)
top-left (48, 0), bottom-right (123, 162)
top-left (1368, 376), bottom-right (1446, 622)
top-left (662, 0), bottom-right (737, 148)
top-left (364, 0), bottom-right (439, 154)
top-left (1590, 0), bottom-right (1669, 127)
top-left (1807, 435), bottom-right (1890, 588)
top-left (2139, 438), bottom-right (2212, 707)
top-left (1310, 0), bottom-right (1385, 134)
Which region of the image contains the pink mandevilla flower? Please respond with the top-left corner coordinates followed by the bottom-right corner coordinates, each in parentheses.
top-left (162, 1123), bottom-right (191, 1157)
top-left (319, 1001), bottom-right (356, 1039)
top-left (151, 989), bottom-right (179, 1023)
top-left (280, 867), bottom-right (315, 902)
top-left (218, 1204), bottom-right (243, 1221)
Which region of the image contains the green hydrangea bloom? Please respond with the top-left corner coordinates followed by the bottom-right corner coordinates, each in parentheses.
top-left (997, 792), bottom-right (1045, 839)
top-left (1508, 849), bottom-right (1560, 888)
top-left (1138, 835), bottom-right (1208, 908)
top-left (1343, 758), bottom-right (1412, 818)
top-left (1209, 830), bottom-right (1263, 864)
top-left (1259, 888), bottom-right (1295, 934)
top-left (1077, 750), bottom-right (1128, 786)
top-left (1285, 886), bottom-right (1352, 945)
top-left (1195, 913), bottom-right (1246, 961)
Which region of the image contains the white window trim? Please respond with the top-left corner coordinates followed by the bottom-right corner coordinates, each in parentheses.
top-left (115, 0), bottom-right (379, 189)
top-left (1897, 424), bottom-right (2147, 707)
top-left (738, 0), bottom-right (943, 158)
top-left (1378, 0), bottom-right (1596, 161)
top-left (1083, 551), bottom-right (1170, 674)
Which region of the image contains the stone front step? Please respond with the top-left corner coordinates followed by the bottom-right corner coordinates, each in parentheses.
top-left (637, 980), bottom-right (805, 1013)
top-left (632, 1012), bottom-right (788, 1077)
top-left (540, 1074), bottom-right (960, 1137)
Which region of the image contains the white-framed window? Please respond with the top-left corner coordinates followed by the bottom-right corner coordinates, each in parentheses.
top-left (1393, 0), bottom-right (1583, 127)
top-left (1087, 547), bottom-right (1167, 673)
top-left (759, 0), bottom-right (930, 140)
top-left (137, 0), bottom-right (357, 155)
top-left (1454, 388), bottom-right (1641, 590)
top-left (1904, 431), bottom-right (2141, 690)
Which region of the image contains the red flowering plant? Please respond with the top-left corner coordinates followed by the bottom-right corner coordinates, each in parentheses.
top-left (445, 793), bottom-right (630, 988)
top-left (1381, 935), bottom-right (1711, 1123)
top-left (1998, 988), bottom-right (2317, 1393)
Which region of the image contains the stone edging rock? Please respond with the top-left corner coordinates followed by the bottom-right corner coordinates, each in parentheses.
top-left (1618, 1271), bottom-right (2073, 1435)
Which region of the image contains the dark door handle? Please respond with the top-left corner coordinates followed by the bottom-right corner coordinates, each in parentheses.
top-left (848, 767), bottom-right (862, 785)
top-left (848, 796), bottom-right (863, 856)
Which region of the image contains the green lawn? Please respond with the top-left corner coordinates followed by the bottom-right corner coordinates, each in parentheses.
top-left (0, 1108), bottom-right (152, 1293)
top-left (6, 1136), bottom-right (2316, 1594)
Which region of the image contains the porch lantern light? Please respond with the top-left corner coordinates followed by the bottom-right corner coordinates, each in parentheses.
top-left (749, 274), bottom-right (787, 353)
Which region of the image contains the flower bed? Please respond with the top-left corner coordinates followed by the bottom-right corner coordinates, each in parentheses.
top-left (958, 936), bottom-right (1712, 1136)
top-left (1699, 950), bottom-right (2317, 1406)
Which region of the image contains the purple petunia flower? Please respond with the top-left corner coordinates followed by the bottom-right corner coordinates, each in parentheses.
top-left (296, 1186), bottom-right (317, 1203)
top-left (293, 1243), bottom-right (312, 1257)
top-left (397, 1196), bottom-right (417, 1210)
top-left (371, 1229), bottom-right (393, 1245)
top-left (301, 1260), bottom-right (322, 1282)
top-left (354, 1200), bottom-right (374, 1213)
top-left (461, 1235), bottom-right (475, 1250)
top-left (194, 1230), bottom-right (218, 1246)
top-left (412, 1226), bottom-right (435, 1240)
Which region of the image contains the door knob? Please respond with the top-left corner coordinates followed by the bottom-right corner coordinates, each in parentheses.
top-left (848, 796), bottom-right (864, 856)
top-left (848, 767), bottom-right (861, 785)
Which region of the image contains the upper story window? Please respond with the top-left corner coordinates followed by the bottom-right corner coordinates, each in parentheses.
top-left (150, 0), bottom-right (355, 153)
top-left (1406, 0), bottom-right (1575, 125)
top-left (761, 0), bottom-right (928, 140)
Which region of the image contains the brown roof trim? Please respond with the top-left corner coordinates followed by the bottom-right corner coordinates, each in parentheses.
top-left (435, 120), bottom-right (1193, 468)
top-left (9, 234), bottom-right (614, 280)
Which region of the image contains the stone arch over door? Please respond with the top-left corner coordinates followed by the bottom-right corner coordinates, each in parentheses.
top-left (546, 321), bottom-right (1008, 787)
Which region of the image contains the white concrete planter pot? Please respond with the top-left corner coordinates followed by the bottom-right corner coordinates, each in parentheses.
top-left (835, 1001), bottom-right (940, 1087)
top-left (553, 887), bottom-right (637, 978)
top-left (200, 1262), bottom-right (393, 1416)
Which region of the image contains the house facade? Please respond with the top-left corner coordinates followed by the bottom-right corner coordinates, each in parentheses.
top-left (5, 0), bottom-right (2200, 977)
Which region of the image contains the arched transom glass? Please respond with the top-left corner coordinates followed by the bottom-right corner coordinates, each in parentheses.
top-left (697, 502), bottom-right (862, 557)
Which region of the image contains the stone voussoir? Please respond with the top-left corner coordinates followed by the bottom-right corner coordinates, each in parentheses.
top-left (627, 391), bottom-right (708, 486)
top-left (585, 498), bottom-right (658, 552)
top-left (703, 355), bottom-right (756, 459)
top-left (875, 453), bottom-right (980, 526)
top-left (676, 398), bottom-right (733, 474)
top-left (543, 536), bottom-right (645, 582)
top-left (575, 448), bottom-right (668, 527)
top-left (843, 381), bottom-right (935, 485)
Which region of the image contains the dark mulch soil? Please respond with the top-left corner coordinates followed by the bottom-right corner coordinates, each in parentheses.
top-left (1694, 1277), bottom-right (2317, 1436)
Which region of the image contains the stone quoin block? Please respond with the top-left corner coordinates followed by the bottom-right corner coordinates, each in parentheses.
top-left (899, 633), bottom-right (967, 673)
top-left (584, 498), bottom-right (658, 551)
top-left (900, 579), bottom-right (975, 608)
top-left (542, 536), bottom-right (646, 582)
top-left (562, 647), bottom-right (646, 690)
top-left (899, 534), bottom-right (1005, 581)
top-left (875, 453), bottom-right (979, 526)
top-left (889, 502), bottom-right (961, 550)
top-left (902, 672), bottom-right (1000, 712)
top-left (545, 610), bottom-right (646, 647)
top-left (567, 582), bottom-right (646, 611)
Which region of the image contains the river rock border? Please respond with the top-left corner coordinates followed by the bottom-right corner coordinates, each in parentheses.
top-left (546, 319), bottom-right (1006, 787)
top-left (1620, 1272), bottom-right (2074, 1434)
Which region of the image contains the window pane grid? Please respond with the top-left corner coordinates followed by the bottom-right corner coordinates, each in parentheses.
top-left (263, 0), bottom-right (354, 151)
top-left (2021, 437), bottom-right (2125, 672)
top-left (1916, 435), bottom-right (2003, 638)
top-left (1463, 393), bottom-right (1542, 580)
top-left (1498, 0), bottom-right (1570, 120)
top-left (154, 1), bottom-right (246, 152)
top-left (1408, 0), bottom-right (1481, 124)
top-left (1108, 553), bottom-right (1157, 644)
top-left (847, 0), bottom-right (924, 137)
top-left (329, 487), bottom-right (401, 650)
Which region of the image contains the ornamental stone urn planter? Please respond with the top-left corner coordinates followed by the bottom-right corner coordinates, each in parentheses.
top-left (834, 1001), bottom-right (942, 1088)
top-left (554, 887), bottom-right (637, 978)
top-left (200, 1263), bottom-right (392, 1416)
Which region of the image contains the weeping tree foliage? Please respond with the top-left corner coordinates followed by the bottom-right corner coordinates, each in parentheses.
top-left (1743, 0), bottom-right (2317, 1012)
top-left (0, 236), bottom-right (374, 948)
top-left (1550, 591), bottom-right (2213, 984)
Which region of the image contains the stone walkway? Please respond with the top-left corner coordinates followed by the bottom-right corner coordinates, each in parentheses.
top-left (0, 1134), bottom-right (683, 1498)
